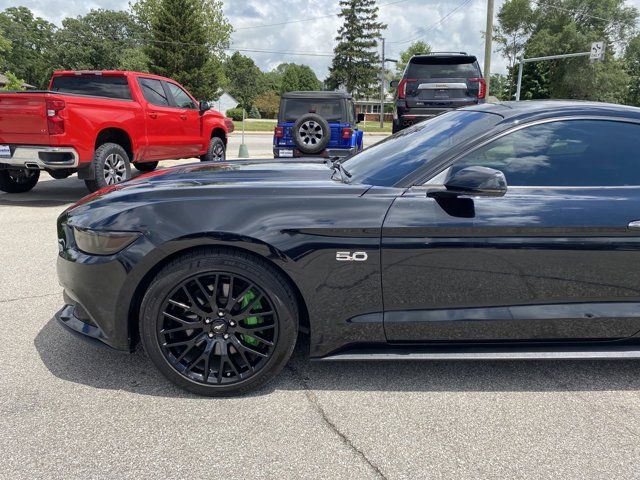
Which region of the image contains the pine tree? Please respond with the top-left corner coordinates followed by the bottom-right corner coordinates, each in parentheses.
top-left (145, 0), bottom-right (218, 99)
top-left (326, 0), bottom-right (386, 98)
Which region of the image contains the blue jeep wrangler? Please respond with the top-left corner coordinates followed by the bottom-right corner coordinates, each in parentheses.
top-left (273, 91), bottom-right (364, 159)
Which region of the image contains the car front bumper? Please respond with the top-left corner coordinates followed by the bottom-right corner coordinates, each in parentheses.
top-left (273, 146), bottom-right (357, 159)
top-left (0, 145), bottom-right (79, 170)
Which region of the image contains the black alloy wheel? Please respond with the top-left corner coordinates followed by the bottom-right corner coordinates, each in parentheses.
top-left (0, 168), bottom-right (40, 193)
top-left (159, 272), bottom-right (278, 385)
top-left (139, 250), bottom-right (298, 396)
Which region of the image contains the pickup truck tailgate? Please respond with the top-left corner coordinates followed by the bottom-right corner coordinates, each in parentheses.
top-left (0, 93), bottom-right (50, 144)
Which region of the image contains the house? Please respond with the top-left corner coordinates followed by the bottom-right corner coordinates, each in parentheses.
top-left (354, 96), bottom-right (394, 122)
top-left (0, 73), bottom-right (36, 90)
top-left (211, 91), bottom-right (238, 115)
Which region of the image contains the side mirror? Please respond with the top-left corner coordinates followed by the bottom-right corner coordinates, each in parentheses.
top-left (199, 101), bottom-right (210, 114)
top-left (390, 79), bottom-right (399, 88)
top-left (429, 166), bottom-right (507, 198)
top-left (356, 112), bottom-right (365, 123)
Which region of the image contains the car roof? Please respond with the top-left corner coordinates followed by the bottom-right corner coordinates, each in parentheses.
top-left (281, 91), bottom-right (352, 100)
top-left (462, 100), bottom-right (640, 122)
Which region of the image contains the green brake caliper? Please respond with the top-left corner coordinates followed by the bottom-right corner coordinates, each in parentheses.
top-left (239, 290), bottom-right (262, 346)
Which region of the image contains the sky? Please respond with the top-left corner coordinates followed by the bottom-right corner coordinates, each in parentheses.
top-left (2, 0), bottom-right (640, 79)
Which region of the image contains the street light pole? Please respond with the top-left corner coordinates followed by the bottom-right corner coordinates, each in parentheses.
top-left (483, 0), bottom-right (495, 97)
top-left (380, 37), bottom-right (385, 129)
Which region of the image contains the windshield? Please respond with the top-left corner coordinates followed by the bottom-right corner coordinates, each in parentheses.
top-left (342, 110), bottom-right (499, 186)
top-left (281, 98), bottom-right (344, 122)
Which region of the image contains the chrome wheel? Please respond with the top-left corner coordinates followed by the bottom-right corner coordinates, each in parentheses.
top-left (103, 153), bottom-right (126, 185)
top-left (299, 120), bottom-right (324, 146)
top-left (158, 272), bottom-right (278, 385)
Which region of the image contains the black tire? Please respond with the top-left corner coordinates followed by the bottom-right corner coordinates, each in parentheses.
top-left (134, 161), bottom-right (158, 172)
top-left (200, 136), bottom-right (226, 162)
top-left (139, 248), bottom-right (299, 396)
top-left (0, 168), bottom-right (40, 193)
top-left (84, 143), bottom-right (132, 193)
top-left (292, 113), bottom-right (330, 154)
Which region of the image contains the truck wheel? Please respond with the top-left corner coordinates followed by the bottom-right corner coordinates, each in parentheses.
top-left (84, 143), bottom-right (131, 193)
top-left (134, 162), bottom-right (158, 172)
top-left (0, 168), bottom-right (40, 193)
top-left (292, 113), bottom-right (330, 154)
top-left (200, 137), bottom-right (226, 162)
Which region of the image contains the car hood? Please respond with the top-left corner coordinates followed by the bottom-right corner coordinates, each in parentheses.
top-left (68, 159), bottom-right (369, 213)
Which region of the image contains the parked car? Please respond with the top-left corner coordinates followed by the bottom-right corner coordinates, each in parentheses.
top-left (273, 91), bottom-right (364, 159)
top-left (390, 52), bottom-right (485, 133)
top-left (55, 101), bottom-right (640, 396)
top-left (0, 70), bottom-right (234, 193)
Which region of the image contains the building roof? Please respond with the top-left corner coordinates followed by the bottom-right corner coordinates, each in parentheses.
top-left (0, 73), bottom-right (36, 89)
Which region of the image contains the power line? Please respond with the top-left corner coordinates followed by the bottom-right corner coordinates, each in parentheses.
top-left (233, 0), bottom-right (413, 31)
top-left (531, 0), bottom-right (610, 22)
top-left (387, 0), bottom-right (476, 45)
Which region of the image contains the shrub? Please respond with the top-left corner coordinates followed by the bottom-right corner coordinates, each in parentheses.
top-left (254, 91), bottom-right (280, 119)
top-left (226, 107), bottom-right (244, 121)
top-left (248, 105), bottom-right (261, 119)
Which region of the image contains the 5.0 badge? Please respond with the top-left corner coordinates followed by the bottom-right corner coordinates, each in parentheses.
top-left (336, 251), bottom-right (368, 262)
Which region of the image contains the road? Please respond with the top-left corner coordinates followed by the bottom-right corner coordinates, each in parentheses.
top-left (1, 150), bottom-right (639, 478)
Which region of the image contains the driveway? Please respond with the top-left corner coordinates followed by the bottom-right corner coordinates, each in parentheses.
top-left (1, 173), bottom-right (639, 479)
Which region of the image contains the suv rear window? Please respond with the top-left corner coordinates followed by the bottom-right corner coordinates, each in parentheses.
top-left (406, 56), bottom-right (480, 79)
top-left (50, 75), bottom-right (132, 100)
top-left (281, 98), bottom-right (344, 122)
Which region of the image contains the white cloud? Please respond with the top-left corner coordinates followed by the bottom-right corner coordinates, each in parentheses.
top-left (2, 0), bottom-right (640, 78)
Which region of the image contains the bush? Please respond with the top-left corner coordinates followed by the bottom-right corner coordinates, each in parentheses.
top-left (248, 105), bottom-right (261, 119)
top-left (254, 91), bottom-right (280, 119)
top-left (226, 107), bottom-right (244, 121)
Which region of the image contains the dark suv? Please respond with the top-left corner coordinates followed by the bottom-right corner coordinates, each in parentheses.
top-left (273, 91), bottom-right (364, 159)
top-left (391, 52), bottom-right (485, 133)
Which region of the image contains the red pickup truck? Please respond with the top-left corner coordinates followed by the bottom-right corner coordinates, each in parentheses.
top-left (0, 70), bottom-right (234, 193)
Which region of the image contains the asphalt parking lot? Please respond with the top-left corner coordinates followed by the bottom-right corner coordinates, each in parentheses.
top-left (1, 146), bottom-right (640, 478)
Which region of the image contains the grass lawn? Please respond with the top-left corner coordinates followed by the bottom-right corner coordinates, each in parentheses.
top-left (238, 119), bottom-right (392, 133)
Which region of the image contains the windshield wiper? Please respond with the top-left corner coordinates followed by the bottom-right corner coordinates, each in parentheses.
top-left (325, 157), bottom-right (352, 183)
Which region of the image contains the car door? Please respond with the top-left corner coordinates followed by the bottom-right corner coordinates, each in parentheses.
top-left (382, 118), bottom-right (640, 343)
top-left (137, 77), bottom-right (184, 160)
top-left (164, 81), bottom-right (203, 157)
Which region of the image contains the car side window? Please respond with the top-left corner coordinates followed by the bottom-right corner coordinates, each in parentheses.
top-left (449, 120), bottom-right (640, 187)
top-left (138, 78), bottom-right (170, 107)
top-left (166, 82), bottom-right (196, 109)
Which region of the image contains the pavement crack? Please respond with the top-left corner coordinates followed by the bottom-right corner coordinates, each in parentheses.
top-left (286, 363), bottom-right (387, 480)
top-left (0, 291), bottom-right (61, 304)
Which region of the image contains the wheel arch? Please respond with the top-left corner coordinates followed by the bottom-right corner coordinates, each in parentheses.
top-left (210, 126), bottom-right (227, 145)
top-left (95, 127), bottom-right (136, 161)
top-left (126, 242), bottom-right (310, 349)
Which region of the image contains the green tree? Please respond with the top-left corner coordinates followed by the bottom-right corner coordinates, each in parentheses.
top-left (396, 40), bottom-right (431, 76)
top-left (254, 90), bottom-right (280, 118)
top-left (131, 0), bottom-right (231, 55)
top-left (497, 0), bottom-right (637, 102)
top-left (489, 73), bottom-right (509, 100)
top-left (625, 34), bottom-right (640, 106)
top-left (145, 0), bottom-right (224, 99)
top-left (0, 7), bottom-right (56, 88)
top-left (54, 10), bottom-right (145, 70)
top-left (278, 63), bottom-right (322, 93)
top-left (224, 52), bottom-right (264, 108)
top-left (326, 0), bottom-right (386, 97)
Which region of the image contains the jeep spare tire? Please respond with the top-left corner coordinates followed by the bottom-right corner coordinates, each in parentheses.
top-left (292, 113), bottom-right (330, 154)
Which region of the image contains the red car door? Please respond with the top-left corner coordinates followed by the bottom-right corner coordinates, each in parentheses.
top-left (137, 77), bottom-right (184, 160)
top-left (164, 81), bottom-right (203, 157)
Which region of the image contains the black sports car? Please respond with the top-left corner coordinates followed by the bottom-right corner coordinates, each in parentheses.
top-left (56, 101), bottom-right (640, 396)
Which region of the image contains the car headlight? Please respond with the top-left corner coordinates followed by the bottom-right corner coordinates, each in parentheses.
top-left (73, 228), bottom-right (141, 255)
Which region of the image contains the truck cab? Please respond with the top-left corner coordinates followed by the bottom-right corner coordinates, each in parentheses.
top-left (273, 91), bottom-right (364, 159)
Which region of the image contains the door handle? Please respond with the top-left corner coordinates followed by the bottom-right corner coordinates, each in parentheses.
top-left (629, 221), bottom-right (640, 229)
top-left (180, 114), bottom-right (187, 120)
top-left (149, 112), bottom-right (157, 119)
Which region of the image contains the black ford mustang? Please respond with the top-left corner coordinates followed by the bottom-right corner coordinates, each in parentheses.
top-left (56, 101), bottom-right (640, 396)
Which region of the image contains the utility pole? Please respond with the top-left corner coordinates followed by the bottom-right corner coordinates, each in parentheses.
top-left (483, 0), bottom-right (494, 97)
top-left (380, 37), bottom-right (385, 129)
